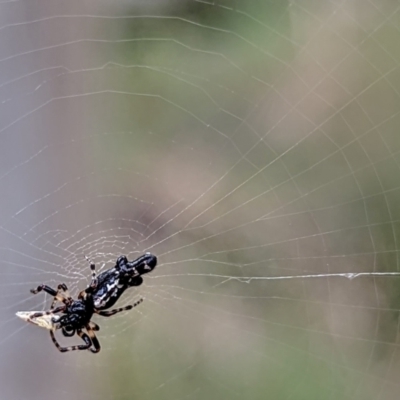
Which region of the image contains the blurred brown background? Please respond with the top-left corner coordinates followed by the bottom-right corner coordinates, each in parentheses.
top-left (1, 1), bottom-right (400, 399)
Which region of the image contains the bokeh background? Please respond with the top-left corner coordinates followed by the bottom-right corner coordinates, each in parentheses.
top-left (1, 1), bottom-right (400, 399)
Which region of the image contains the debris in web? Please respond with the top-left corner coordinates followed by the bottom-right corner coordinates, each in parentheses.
top-left (16, 311), bottom-right (60, 331)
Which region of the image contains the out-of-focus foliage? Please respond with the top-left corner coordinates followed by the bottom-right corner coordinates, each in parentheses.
top-left (1, 1), bottom-right (400, 400)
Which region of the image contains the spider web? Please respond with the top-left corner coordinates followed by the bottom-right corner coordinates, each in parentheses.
top-left (1, 1), bottom-right (400, 399)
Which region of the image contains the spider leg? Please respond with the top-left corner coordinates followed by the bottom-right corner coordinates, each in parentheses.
top-left (57, 283), bottom-right (72, 298)
top-left (85, 256), bottom-right (98, 289)
top-left (30, 284), bottom-right (57, 296)
top-left (88, 321), bottom-right (100, 331)
top-left (85, 324), bottom-right (101, 353)
top-left (50, 329), bottom-right (92, 352)
top-left (30, 284), bottom-right (70, 306)
top-left (50, 283), bottom-right (72, 309)
top-left (96, 298), bottom-right (143, 317)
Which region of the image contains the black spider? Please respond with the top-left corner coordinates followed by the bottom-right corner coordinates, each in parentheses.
top-left (30, 252), bottom-right (157, 353)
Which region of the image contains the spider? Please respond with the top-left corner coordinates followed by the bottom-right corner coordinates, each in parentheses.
top-left (29, 252), bottom-right (157, 353)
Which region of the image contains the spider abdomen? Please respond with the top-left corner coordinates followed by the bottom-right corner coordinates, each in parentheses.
top-left (92, 274), bottom-right (127, 310)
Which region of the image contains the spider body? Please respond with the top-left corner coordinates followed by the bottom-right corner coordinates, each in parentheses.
top-left (55, 290), bottom-right (94, 338)
top-left (92, 253), bottom-right (156, 309)
top-left (29, 252), bottom-right (157, 353)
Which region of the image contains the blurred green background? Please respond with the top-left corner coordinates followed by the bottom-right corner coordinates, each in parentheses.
top-left (1, 1), bottom-right (400, 400)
